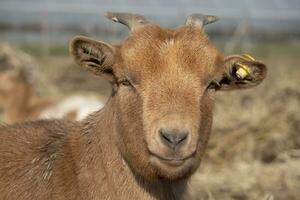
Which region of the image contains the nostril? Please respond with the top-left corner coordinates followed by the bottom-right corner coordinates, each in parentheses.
top-left (159, 128), bottom-right (189, 148)
top-left (160, 130), bottom-right (173, 144)
top-left (176, 132), bottom-right (188, 144)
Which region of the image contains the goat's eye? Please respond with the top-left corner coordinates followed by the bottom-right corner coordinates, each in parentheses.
top-left (206, 80), bottom-right (220, 91)
top-left (118, 78), bottom-right (133, 87)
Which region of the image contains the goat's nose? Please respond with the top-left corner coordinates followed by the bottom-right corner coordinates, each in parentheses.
top-left (159, 128), bottom-right (188, 149)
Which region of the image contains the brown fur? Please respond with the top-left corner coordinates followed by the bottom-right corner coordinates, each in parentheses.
top-left (0, 15), bottom-right (267, 200)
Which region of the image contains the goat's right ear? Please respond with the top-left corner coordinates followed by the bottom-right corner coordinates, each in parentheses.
top-left (70, 36), bottom-right (116, 81)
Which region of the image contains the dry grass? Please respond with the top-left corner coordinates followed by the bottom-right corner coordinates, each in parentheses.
top-left (190, 159), bottom-right (300, 200)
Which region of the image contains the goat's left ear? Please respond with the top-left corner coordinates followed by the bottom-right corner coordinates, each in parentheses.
top-left (218, 55), bottom-right (267, 90)
top-left (70, 36), bottom-right (116, 82)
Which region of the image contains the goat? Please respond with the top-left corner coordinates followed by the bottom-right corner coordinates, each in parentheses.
top-left (0, 69), bottom-right (106, 123)
top-left (0, 12), bottom-right (267, 200)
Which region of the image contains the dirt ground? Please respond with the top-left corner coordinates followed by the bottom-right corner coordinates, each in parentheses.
top-left (1, 41), bottom-right (299, 200)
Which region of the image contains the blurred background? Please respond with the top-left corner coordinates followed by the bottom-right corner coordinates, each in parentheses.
top-left (0, 0), bottom-right (299, 199)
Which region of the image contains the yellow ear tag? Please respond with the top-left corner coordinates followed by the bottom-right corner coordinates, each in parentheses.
top-left (235, 54), bottom-right (255, 79)
top-left (236, 63), bottom-right (250, 79)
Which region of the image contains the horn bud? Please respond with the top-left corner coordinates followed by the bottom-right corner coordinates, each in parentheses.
top-left (105, 12), bottom-right (149, 31)
top-left (185, 13), bottom-right (219, 29)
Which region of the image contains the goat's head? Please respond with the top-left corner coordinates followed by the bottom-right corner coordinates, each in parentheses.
top-left (70, 12), bottom-right (267, 181)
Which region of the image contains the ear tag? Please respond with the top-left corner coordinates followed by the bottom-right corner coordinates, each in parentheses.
top-left (236, 63), bottom-right (250, 79)
top-left (235, 54), bottom-right (255, 79)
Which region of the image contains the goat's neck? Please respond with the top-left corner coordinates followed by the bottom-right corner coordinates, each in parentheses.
top-left (79, 98), bottom-right (190, 200)
top-left (133, 174), bottom-right (190, 200)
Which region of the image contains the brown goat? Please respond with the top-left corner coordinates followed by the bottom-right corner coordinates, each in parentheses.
top-left (0, 69), bottom-right (106, 123)
top-left (0, 12), bottom-right (267, 199)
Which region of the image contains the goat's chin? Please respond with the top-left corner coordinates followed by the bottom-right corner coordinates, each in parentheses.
top-left (149, 156), bottom-right (196, 180)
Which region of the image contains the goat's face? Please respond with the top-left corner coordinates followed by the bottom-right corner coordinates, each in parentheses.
top-left (71, 13), bottom-right (267, 181)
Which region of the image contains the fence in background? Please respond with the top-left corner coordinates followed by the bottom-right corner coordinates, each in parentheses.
top-left (1, 0), bottom-right (300, 55)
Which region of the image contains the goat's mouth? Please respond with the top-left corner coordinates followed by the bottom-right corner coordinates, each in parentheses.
top-left (148, 152), bottom-right (196, 180)
top-left (149, 151), bottom-right (195, 167)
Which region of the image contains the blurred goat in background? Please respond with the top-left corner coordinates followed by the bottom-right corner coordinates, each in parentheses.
top-left (0, 44), bottom-right (107, 123)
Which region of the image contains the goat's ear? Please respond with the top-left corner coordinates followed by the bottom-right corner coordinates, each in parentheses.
top-left (218, 54), bottom-right (267, 90)
top-left (70, 36), bottom-right (116, 82)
